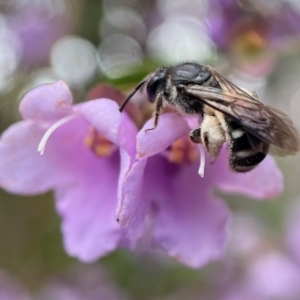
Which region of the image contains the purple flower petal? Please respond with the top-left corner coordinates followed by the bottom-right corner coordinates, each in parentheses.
top-left (147, 156), bottom-right (230, 268)
top-left (116, 158), bottom-right (149, 240)
top-left (9, 5), bottom-right (72, 66)
top-left (0, 121), bottom-right (72, 194)
top-left (77, 99), bottom-right (137, 156)
top-left (0, 270), bottom-right (31, 300)
top-left (1, 80), bottom-right (142, 262)
top-left (42, 101), bottom-right (135, 261)
top-left (154, 194), bottom-right (230, 268)
top-left (246, 252), bottom-right (300, 299)
top-left (55, 151), bottom-right (123, 262)
top-left (78, 99), bottom-right (138, 232)
top-left (0, 103), bottom-right (129, 196)
top-left (77, 100), bottom-right (121, 145)
top-left (211, 146), bottom-right (283, 199)
top-left (118, 113), bottom-right (191, 239)
top-left (285, 202), bottom-right (300, 264)
top-left (120, 154), bottom-right (230, 268)
top-left (137, 113), bottom-right (190, 159)
top-left (19, 81), bottom-right (73, 122)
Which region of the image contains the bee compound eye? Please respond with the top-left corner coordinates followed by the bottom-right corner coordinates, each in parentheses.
top-left (176, 84), bottom-right (185, 92)
top-left (147, 75), bottom-right (161, 103)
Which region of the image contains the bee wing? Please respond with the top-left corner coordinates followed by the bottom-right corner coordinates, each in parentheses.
top-left (266, 106), bottom-right (300, 156)
top-left (185, 80), bottom-right (300, 156)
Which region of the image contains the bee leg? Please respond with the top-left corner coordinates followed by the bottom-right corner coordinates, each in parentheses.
top-left (189, 128), bottom-right (201, 144)
top-left (145, 94), bottom-right (163, 132)
top-left (200, 115), bottom-right (225, 163)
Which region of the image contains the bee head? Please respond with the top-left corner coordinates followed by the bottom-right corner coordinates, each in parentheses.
top-left (147, 67), bottom-right (167, 103)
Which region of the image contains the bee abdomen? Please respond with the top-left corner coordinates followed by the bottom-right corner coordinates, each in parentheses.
top-left (227, 121), bottom-right (268, 172)
top-left (230, 151), bottom-right (266, 172)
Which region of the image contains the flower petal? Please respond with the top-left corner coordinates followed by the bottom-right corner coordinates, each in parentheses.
top-left (137, 113), bottom-right (190, 159)
top-left (285, 202), bottom-right (300, 264)
top-left (0, 121), bottom-right (71, 194)
top-left (77, 99), bottom-right (137, 156)
top-left (246, 251), bottom-right (300, 299)
top-left (19, 81), bottom-right (73, 122)
top-left (78, 100), bottom-right (138, 224)
top-left (88, 83), bottom-right (143, 127)
top-left (55, 151), bottom-right (124, 262)
top-left (0, 115), bottom-right (108, 195)
top-left (146, 156), bottom-right (230, 268)
top-left (120, 153), bottom-right (230, 267)
top-left (211, 146), bottom-right (283, 199)
top-left (116, 158), bottom-right (148, 240)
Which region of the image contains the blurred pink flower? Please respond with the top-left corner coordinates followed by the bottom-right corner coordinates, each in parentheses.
top-left (0, 81), bottom-right (137, 262)
top-left (285, 202), bottom-right (300, 264)
top-left (37, 264), bottom-right (128, 300)
top-left (215, 214), bottom-right (300, 300)
top-left (207, 0), bottom-right (300, 51)
top-left (8, 4), bottom-right (73, 67)
top-left (245, 251), bottom-right (300, 300)
top-left (206, 0), bottom-right (300, 76)
top-left (117, 114), bottom-right (283, 268)
top-left (0, 270), bottom-right (31, 300)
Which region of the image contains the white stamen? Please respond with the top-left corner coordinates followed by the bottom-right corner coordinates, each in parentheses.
top-left (38, 115), bottom-right (77, 155)
top-left (198, 143), bottom-right (205, 177)
top-left (197, 114), bottom-right (205, 177)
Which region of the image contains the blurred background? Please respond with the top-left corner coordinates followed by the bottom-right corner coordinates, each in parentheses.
top-left (1, 0), bottom-right (300, 299)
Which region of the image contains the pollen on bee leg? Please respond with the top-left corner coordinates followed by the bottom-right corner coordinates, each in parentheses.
top-left (38, 114), bottom-right (77, 155)
top-left (198, 144), bottom-right (205, 178)
top-left (84, 126), bottom-right (116, 157)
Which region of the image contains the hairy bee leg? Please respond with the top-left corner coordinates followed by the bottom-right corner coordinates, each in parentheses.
top-left (200, 115), bottom-right (225, 163)
top-left (189, 128), bottom-right (201, 143)
top-left (145, 94), bottom-right (163, 132)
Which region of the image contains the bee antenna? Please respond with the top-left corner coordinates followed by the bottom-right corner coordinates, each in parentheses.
top-left (119, 81), bottom-right (146, 112)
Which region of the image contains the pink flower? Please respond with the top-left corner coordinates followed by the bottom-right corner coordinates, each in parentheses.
top-left (117, 114), bottom-right (283, 268)
top-left (212, 213), bottom-right (300, 300)
top-left (285, 201), bottom-right (300, 264)
top-left (37, 264), bottom-right (128, 300)
top-left (0, 81), bottom-right (137, 262)
top-left (207, 0), bottom-right (300, 51)
top-left (0, 270), bottom-right (31, 300)
top-left (0, 80), bottom-right (284, 268)
top-left (8, 4), bottom-right (73, 67)
top-left (217, 251), bottom-right (300, 300)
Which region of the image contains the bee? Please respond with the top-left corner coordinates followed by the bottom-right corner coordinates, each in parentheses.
top-left (119, 62), bottom-right (300, 172)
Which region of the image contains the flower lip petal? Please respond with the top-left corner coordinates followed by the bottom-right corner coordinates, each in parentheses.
top-left (145, 155), bottom-right (230, 268)
top-left (55, 151), bottom-right (124, 262)
top-left (19, 81), bottom-right (73, 122)
top-left (211, 146), bottom-right (284, 200)
top-left (0, 120), bottom-right (74, 195)
top-left (116, 158), bottom-right (148, 240)
top-left (77, 98), bottom-right (137, 156)
top-left (77, 99), bottom-right (122, 146)
top-left (137, 113), bottom-right (191, 159)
